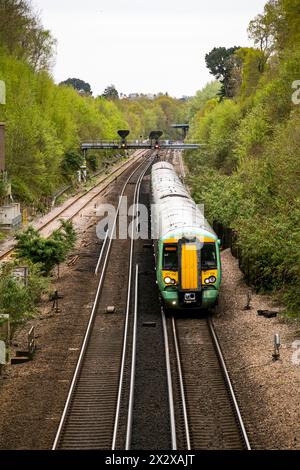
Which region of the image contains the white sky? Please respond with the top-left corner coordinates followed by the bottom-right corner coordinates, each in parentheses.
top-left (33, 0), bottom-right (267, 98)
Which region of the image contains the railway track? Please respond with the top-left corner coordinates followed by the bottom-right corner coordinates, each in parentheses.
top-left (52, 152), bottom-right (154, 450)
top-left (0, 150), bottom-right (145, 261)
top-left (53, 148), bottom-right (250, 450)
top-left (162, 310), bottom-right (251, 450)
top-left (158, 150), bottom-right (250, 450)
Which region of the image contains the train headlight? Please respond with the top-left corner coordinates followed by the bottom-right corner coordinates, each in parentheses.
top-left (164, 277), bottom-right (176, 285)
top-left (204, 276), bottom-right (217, 284)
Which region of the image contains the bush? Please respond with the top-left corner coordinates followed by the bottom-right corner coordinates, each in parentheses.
top-left (15, 220), bottom-right (77, 275)
top-left (0, 261), bottom-right (49, 337)
top-left (186, 41), bottom-right (300, 316)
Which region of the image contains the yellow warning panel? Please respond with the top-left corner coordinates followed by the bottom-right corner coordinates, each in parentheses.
top-left (180, 244), bottom-right (198, 290)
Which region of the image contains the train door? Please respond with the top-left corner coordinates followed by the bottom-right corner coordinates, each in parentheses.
top-left (178, 238), bottom-right (201, 306)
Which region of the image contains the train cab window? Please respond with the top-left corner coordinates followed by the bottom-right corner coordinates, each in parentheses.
top-left (163, 245), bottom-right (178, 271)
top-left (201, 243), bottom-right (217, 269)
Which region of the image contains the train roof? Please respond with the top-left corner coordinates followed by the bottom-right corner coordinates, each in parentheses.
top-left (151, 163), bottom-right (217, 241)
top-left (152, 165), bottom-right (190, 201)
top-left (152, 161), bottom-right (174, 171)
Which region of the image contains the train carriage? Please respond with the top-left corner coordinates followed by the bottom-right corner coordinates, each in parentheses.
top-left (151, 161), bottom-right (221, 310)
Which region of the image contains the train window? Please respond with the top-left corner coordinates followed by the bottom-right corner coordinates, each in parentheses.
top-left (201, 243), bottom-right (217, 269)
top-left (163, 245), bottom-right (178, 271)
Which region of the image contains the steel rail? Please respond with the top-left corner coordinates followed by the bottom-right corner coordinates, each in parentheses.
top-left (112, 157), bottom-right (153, 450)
top-left (125, 264), bottom-right (139, 450)
top-left (94, 230), bottom-right (109, 275)
top-left (208, 316), bottom-right (251, 450)
top-left (43, 149), bottom-right (146, 231)
top-left (0, 150), bottom-right (145, 262)
top-left (161, 308), bottom-right (177, 450)
top-left (52, 152), bottom-right (151, 450)
top-left (171, 316), bottom-right (191, 450)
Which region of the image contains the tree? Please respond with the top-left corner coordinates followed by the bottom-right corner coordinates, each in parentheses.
top-left (247, 1), bottom-right (280, 55)
top-left (59, 78), bottom-right (92, 95)
top-left (0, 260), bottom-right (49, 337)
top-left (188, 81), bottom-right (221, 117)
top-left (15, 221), bottom-right (76, 275)
top-left (61, 151), bottom-right (83, 172)
top-left (235, 48), bottom-right (266, 99)
top-left (248, 0), bottom-right (300, 54)
top-left (0, 0), bottom-right (56, 70)
top-left (102, 84), bottom-right (119, 100)
top-left (205, 47), bottom-right (241, 98)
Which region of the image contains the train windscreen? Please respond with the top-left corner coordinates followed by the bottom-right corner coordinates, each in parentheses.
top-left (202, 243), bottom-right (217, 269)
top-left (163, 245), bottom-right (178, 271)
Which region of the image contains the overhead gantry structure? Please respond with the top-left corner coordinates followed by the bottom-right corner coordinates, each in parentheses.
top-left (171, 124), bottom-right (190, 140)
top-left (81, 130), bottom-right (202, 152)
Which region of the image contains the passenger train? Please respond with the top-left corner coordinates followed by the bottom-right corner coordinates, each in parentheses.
top-left (151, 161), bottom-right (221, 310)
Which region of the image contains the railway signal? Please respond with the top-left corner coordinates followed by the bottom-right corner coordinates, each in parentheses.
top-left (149, 131), bottom-right (163, 150)
top-left (81, 129), bottom-right (203, 152)
top-left (118, 130), bottom-right (130, 149)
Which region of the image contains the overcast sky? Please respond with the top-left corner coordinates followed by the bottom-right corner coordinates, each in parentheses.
top-left (34, 0), bottom-right (267, 98)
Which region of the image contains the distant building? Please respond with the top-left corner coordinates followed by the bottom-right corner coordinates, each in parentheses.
top-left (128, 93), bottom-right (139, 100)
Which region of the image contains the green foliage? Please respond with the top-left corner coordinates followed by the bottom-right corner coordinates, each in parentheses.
top-left (234, 103), bottom-right (272, 160)
top-left (61, 151), bottom-right (83, 180)
top-left (25, 261), bottom-right (50, 302)
top-left (86, 153), bottom-right (98, 172)
top-left (0, 0), bottom-right (56, 71)
top-left (0, 276), bottom-right (33, 328)
top-left (187, 2), bottom-right (300, 316)
top-left (205, 46), bottom-right (241, 98)
top-left (115, 95), bottom-right (188, 140)
top-left (189, 99), bottom-right (241, 173)
top-left (0, 3), bottom-right (187, 207)
top-left (0, 260), bottom-right (49, 334)
top-left (188, 81), bottom-right (221, 117)
top-left (58, 219), bottom-right (77, 251)
top-left (248, 0), bottom-right (300, 54)
top-left (235, 48), bottom-right (266, 100)
top-left (15, 221), bottom-right (77, 274)
top-left (0, 54), bottom-right (126, 204)
top-left (59, 78), bottom-right (92, 95)
top-left (101, 84), bottom-right (119, 100)
top-left (0, 177), bottom-right (8, 199)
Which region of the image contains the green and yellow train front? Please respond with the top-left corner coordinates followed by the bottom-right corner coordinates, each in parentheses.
top-left (157, 229), bottom-right (221, 310)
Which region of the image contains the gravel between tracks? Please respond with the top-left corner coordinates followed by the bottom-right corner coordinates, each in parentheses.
top-left (214, 249), bottom-right (300, 450)
top-left (178, 151), bottom-right (300, 450)
top-left (0, 158), bottom-right (143, 450)
top-left (0, 218), bottom-right (100, 449)
top-left (1, 152), bottom-right (299, 450)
